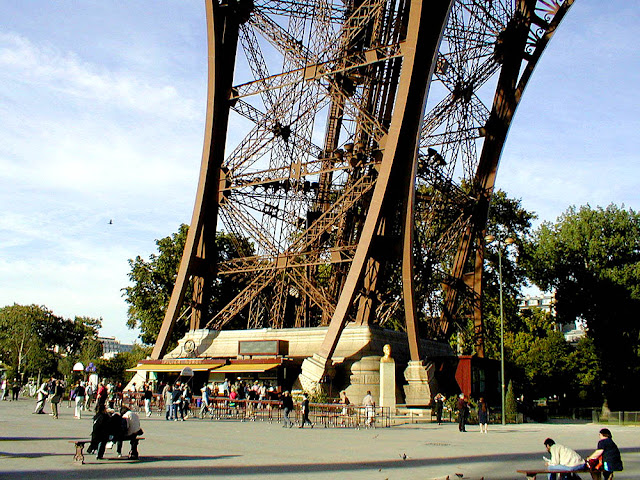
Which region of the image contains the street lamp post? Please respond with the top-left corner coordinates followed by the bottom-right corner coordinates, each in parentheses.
top-left (484, 234), bottom-right (514, 426)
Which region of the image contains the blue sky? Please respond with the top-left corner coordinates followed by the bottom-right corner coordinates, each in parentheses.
top-left (1, 1), bottom-right (638, 344)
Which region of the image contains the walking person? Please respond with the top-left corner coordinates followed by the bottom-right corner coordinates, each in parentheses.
top-left (281, 390), bottom-right (294, 428)
top-left (456, 393), bottom-right (468, 432)
top-left (49, 379), bottom-right (64, 419)
top-left (74, 382), bottom-right (86, 419)
top-left (162, 383), bottom-right (173, 420)
top-left (586, 428), bottom-right (623, 480)
top-left (11, 378), bottom-right (21, 401)
top-left (200, 383), bottom-right (211, 418)
top-left (299, 393), bottom-right (313, 428)
top-left (85, 383), bottom-right (94, 410)
top-left (362, 390), bottom-right (376, 428)
top-left (172, 382), bottom-right (184, 421)
top-left (33, 380), bottom-right (49, 414)
top-left (339, 391), bottom-right (351, 427)
top-left (433, 392), bottom-right (445, 424)
top-left (477, 397), bottom-right (489, 433)
top-left (142, 383), bottom-right (153, 417)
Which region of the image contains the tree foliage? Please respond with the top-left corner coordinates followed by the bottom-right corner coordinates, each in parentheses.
top-left (123, 225), bottom-right (254, 346)
top-left (0, 304), bottom-right (103, 381)
top-left (521, 204), bottom-right (640, 409)
top-left (95, 344), bottom-right (152, 384)
top-left (505, 308), bottom-right (572, 401)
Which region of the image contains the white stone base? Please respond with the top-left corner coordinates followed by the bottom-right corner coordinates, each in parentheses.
top-left (403, 360), bottom-right (437, 406)
top-left (379, 359), bottom-right (396, 411)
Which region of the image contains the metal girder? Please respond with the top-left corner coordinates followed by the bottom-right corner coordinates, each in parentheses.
top-left (151, 0), bottom-right (577, 377)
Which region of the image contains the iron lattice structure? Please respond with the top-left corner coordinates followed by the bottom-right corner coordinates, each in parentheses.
top-left (151, 0), bottom-right (574, 380)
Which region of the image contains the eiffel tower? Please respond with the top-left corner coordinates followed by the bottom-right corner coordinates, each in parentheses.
top-left (149, 0), bottom-right (575, 399)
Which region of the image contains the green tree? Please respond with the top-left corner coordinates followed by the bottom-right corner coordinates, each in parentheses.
top-left (505, 380), bottom-right (518, 422)
top-left (123, 225), bottom-right (253, 346)
top-left (521, 204), bottom-right (640, 409)
top-left (0, 304), bottom-right (104, 382)
top-left (95, 344), bottom-right (152, 384)
top-left (0, 304), bottom-right (59, 380)
top-left (505, 308), bottom-right (571, 401)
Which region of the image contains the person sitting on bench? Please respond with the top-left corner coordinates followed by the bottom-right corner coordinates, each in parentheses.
top-left (543, 438), bottom-right (586, 480)
top-left (86, 404), bottom-right (111, 459)
top-left (117, 406), bottom-right (143, 459)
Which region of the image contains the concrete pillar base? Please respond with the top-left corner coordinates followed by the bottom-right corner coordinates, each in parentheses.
top-left (403, 360), bottom-right (437, 406)
top-left (300, 353), bottom-right (334, 394)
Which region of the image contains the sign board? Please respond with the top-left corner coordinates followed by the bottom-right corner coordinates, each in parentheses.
top-left (238, 340), bottom-right (288, 356)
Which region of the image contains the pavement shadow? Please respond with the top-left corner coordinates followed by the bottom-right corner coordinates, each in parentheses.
top-left (0, 451), bottom-right (70, 459)
top-left (9, 449), bottom-right (636, 479)
top-left (0, 437), bottom-right (81, 442)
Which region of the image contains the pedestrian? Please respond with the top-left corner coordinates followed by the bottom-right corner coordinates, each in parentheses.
top-left (339, 390), bottom-right (351, 427)
top-left (172, 382), bottom-right (184, 421)
top-left (200, 383), bottom-right (211, 418)
top-left (586, 428), bottom-right (623, 480)
top-left (75, 382), bottom-right (86, 419)
top-left (33, 380), bottom-right (49, 414)
top-left (96, 382), bottom-right (108, 408)
top-left (543, 438), bottom-right (586, 480)
top-left (433, 392), bottom-right (445, 424)
top-left (162, 383), bottom-right (173, 420)
top-left (478, 397), bottom-right (489, 433)
top-left (11, 378), bottom-right (21, 401)
top-left (182, 383), bottom-right (192, 419)
top-left (362, 390), bottom-right (376, 427)
top-left (85, 383), bottom-right (94, 410)
top-left (299, 393), bottom-right (313, 428)
top-left (281, 390), bottom-right (294, 428)
top-left (143, 383), bottom-right (153, 417)
top-left (0, 377), bottom-right (7, 401)
top-left (456, 393), bottom-right (468, 432)
top-left (50, 379), bottom-right (64, 419)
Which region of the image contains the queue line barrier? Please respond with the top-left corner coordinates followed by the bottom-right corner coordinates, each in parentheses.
top-left (121, 393), bottom-right (390, 428)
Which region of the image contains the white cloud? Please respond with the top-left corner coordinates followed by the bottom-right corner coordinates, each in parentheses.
top-left (0, 32), bottom-right (199, 119)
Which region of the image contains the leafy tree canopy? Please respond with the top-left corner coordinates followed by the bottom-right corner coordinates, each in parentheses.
top-left (521, 204), bottom-right (640, 409)
top-left (0, 304), bottom-right (103, 381)
top-left (123, 225), bottom-right (253, 346)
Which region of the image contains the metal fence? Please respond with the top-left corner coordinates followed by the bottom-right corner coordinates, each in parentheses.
top-left (121, 393), bottom-right (390, 428)
top-left (599, 411), bottom-right (640, 425)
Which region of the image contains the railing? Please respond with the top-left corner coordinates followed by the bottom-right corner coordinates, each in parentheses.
top-left (121, 393), bottom-right (390, 427)
top-left (599, 411), bottom-right (640, 425)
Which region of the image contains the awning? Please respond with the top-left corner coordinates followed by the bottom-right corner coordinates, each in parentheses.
top-left (213, 363), bottom-right (280, 373)
top-left (126, 363), bottom-right (222, 373)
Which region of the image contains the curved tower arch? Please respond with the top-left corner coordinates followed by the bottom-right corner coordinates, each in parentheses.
top-left (150, 0), bottom-right (576, 395)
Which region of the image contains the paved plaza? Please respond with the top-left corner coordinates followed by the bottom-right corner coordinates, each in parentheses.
top-left (1, 398), bottom-right (639, 480)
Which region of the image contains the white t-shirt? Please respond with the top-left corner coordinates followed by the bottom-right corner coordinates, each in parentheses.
top-left (123, 411), bottom-right (141, 437)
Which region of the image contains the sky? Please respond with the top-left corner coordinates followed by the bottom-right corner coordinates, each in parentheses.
top-left (0, 1), bottom-right (638, 344)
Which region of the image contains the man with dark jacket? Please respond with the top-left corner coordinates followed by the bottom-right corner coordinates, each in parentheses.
top-left (456, 394), bottom-right (468, 432)
top-left (281, 391), bottom-right (294, 428)
top-left (87, 404), bottom-right (111, 459)
top-left (299, 393), bottom-right (313, 428)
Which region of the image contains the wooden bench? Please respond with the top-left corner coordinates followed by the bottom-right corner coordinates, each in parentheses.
top-left (517, 466), bottom-right (590, 480)
top-left (69, 437), bottom-right (145, 464)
